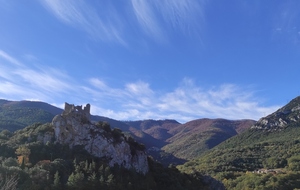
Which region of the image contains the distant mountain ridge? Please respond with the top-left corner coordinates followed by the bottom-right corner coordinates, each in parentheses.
top-left (124, 120), bottom-right (180, 147)
top-left (0, 99), bottom-right (62, 131)
top-left (0, 99), bottom-right (63, 115)
top-left (0, 106), bottom-right (220, 190)
top-left (178, 96), bottom-right (300, 189)
top-left (162, 118), bottom-right (255, 160)
top-left (0, 99), bottom-right (255, 165)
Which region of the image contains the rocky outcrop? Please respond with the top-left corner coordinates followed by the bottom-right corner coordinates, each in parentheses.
top-left (251, 96), bottom-right (300, 131)
top-left (51, 103), bottom-right (149, 174)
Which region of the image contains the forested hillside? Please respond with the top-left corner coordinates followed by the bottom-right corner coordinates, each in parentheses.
top-left (162, 119), bottom-right (255, 160)
top-left (0, 123), bottom-right (220, 190)
top-left (0, 108), bottom-right (223, 190)
top-left (178, 96), bottom-right (300, 189)
top-left (0, 99), bottom-right (61, 131)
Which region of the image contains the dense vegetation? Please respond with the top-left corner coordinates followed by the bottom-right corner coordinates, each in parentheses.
top-left (0, 99), bottom-right (58, 132)
top-left (176, 96), bottom-right (300, 189)
top-left (0, 122), bottom-right (213, 190)
top-left (178, 126), bottom-right (300, 189)
top-left (162, 119), bottom-right (255, 161)
top-left (0, 107), bottom-right (54, 131)
top-left (163, 126), bottom-right (237, 160)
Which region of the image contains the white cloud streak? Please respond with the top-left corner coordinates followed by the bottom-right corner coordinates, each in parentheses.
top-left (155, 0), bottom-right (205, 32)
top-left (0, 50), bottom-right (22, 66)
top-left (0, 50), bottom-right (279, 123)
top-left (86, 77), bottom-right (279, 123)
top-left (0, 81), bottom-right (48, 101)
top-left (0, 50), bottom-right (72, 101)
top-left (14, 69), bottom-right (71, 92)
top-left (42, 0), bottom-right (205, 44)
top-left (131, 0), bottom-right (163, 41)
top-left (42, 0), bottom-right (126, 45)
top-left (131, 0), bottom-right (205, 41)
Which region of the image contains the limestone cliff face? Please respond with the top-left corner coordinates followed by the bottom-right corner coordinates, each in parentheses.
top-left (251, 96), bottom-right (300, 131)
top-left (51, 103), bottom-right (149, 174)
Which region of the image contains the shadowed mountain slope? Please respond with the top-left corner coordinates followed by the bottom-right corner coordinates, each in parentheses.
top-left (162, 119), bottom-right (255, 160)
top-left (179, 96), bottom-right (300, 183)
top-left (124, 120), bottom-right (180, 148)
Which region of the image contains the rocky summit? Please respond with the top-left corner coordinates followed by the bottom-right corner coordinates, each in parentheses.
top-left (251, 96), bottom-right (300, 131)
top-left (52, 102), bottom-right (149, 174)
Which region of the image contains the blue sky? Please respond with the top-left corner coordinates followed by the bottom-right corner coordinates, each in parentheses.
top-left (0, 1), bottom-right (300, 123)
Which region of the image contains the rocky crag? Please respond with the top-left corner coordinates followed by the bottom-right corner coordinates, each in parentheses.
top-left (251, 96), bottom-right (300, 131)
top-left (52, 103), bottom-right (149, 174)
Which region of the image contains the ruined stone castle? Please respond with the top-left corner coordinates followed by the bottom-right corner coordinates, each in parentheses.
top-left (51, 102), bottom-right (149, 174)
top-left (62, 102), bottom-right (91, 122)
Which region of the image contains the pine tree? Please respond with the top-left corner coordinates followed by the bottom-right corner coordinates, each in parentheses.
top-left (53, 171), bottom-right (60, 187)
top-left (106, 174), bottom-right (114, 184)
top-left (67, 172), bottom-right (76, 187)
top-left (67, 171), bottom-right (84, 189)
top-left (87, 172), bottom-right (98, 189)
top-left (91, 160), bottom-right (96, 171)
top-left (98, 164), bottom-right (104, 175)
top-left (84, 160), bottom-right (89, 172)
top-left (99, 175), bottom-right (105, 185)
top-left (88, 172), bottom-right (97, 182)
top-left (104, 166), bottom-right (111, 178)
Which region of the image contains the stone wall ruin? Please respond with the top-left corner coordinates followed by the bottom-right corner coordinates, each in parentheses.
top-left (63, 102), bottom-right (91, 121)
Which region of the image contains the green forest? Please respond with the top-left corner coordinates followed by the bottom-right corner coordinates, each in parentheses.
top-left (0, 107), bottom-right (54, 131)
top-left (0, 122), bottom-right (213, 190)
top-left (178, 127), bottom-right (300, 189)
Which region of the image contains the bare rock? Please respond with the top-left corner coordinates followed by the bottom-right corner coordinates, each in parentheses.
top-left (52, 103), bottom-right (149, 174)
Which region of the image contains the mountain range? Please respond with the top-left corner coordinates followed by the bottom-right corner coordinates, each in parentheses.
top-left (0, 101), bottom-right (223, 189)
top-left (0, 99), bottom-right (255, 165)
top-left (178, 96), bottom-right (300, 189)
top-left (1, 96), bottom-right (300, 189)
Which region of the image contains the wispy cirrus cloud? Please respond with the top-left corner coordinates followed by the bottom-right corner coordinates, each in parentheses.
top-left (42, 0), bottom-right (206, 45)
top-left (0, 50), bottom-right (72, 101)
top-left (131, 0), bottom-right (205, 41)
top-left (41, 0), bottom-right (126, 45)
top-left (154, 0), bottom-right (205, 33)
top-left (125, 81), bottom-right (154, 96)
top-left (268, 1), bottom-right (300, 45)
top-left (14, 68), bottom-right (71, 93)
top-left (0, 50), bottom-right (279, 122)
top-left (0, 81), bottom-right (49, 101)
top-left (131, 0), bottom-right (163, 41)
top-left (156, 80), bottom-right (277, 121)
top-left (86, 77), bottom-right (279, 122)
top-left (0, 50), bottom-right (22, 66)
top-left (86, 78), bottom-right (127, 100)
